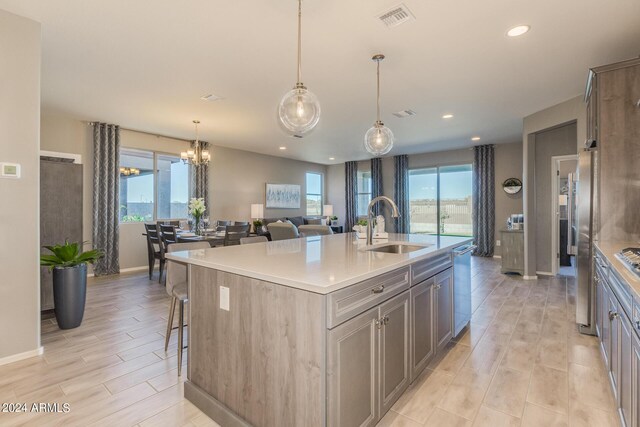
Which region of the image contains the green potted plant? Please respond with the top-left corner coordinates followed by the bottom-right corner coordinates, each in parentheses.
top-left (40, 241), bottom-right (103, 329)
top-left (330, 215), bottom-right (338, 227)
top-left (253, 219), bottom-right (265, 234)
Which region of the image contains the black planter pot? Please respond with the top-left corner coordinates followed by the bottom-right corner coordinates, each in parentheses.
top-left (52, 263), bottom-right (87, 329)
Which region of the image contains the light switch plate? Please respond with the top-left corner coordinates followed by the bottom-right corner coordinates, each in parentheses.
top-left (0, 163), bottom-right (21, 179)
top-left (496, 240), bottom-right (501, 247)
top-left (220, 286), bottom-right (230, 311)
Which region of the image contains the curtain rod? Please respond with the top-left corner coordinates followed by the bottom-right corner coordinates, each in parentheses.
top-left (86, 122), bottom-right (193, 143)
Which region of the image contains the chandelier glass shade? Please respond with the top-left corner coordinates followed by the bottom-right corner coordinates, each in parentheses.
top-left (181, 120), bottom-right (210, 166)
top-left (278, 0), bottom-right (321, 137)
top-left (364, 54), bottom-right (394, 156)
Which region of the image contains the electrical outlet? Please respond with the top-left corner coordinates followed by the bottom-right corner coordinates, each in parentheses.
top-left (220, 286), bottom-right (230, 311)
top-left (496, 240), bottom-right (501, 247)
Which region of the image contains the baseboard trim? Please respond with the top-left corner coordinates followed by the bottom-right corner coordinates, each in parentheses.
top-left (88, 265), bottom-right (148, 278)
top-left (523, 275), bottom-right (539, 280)
top-left (536, 271), bottom-right (554, 276)
top-left (184, 381), bottom-right (250, 427)
top-left (0, 346), bottom-right (43, 366)
top-left (120, 266), bottom-right (148, 274)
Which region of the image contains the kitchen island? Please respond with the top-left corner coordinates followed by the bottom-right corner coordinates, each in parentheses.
top-left (166, 233), bottom-right (473, 427)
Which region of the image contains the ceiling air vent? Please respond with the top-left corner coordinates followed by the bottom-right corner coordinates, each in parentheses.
top-left (377, 4), bottom-right (415, 28)
top-left (200, 94), bottom-right (223, 102)
top-left (393, 109), bottom-right (417, 118)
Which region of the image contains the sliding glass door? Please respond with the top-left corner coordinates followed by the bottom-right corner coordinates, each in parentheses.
top-left (409, 164), bottom-right (472, 237)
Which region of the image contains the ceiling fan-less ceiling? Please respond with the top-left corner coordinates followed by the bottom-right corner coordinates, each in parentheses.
top-left (278, 0), bottom-right (321, 138)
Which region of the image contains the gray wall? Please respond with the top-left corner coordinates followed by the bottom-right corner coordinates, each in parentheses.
top-left (0, 10), bottom-right (41, 360)
top-left (209, 145), bottom-right (327, 221)
top-left (534, 122), bottom-right (577, 273)
top-left (40, 113), bottom-right (328, 270)
top-left (326, 142), bottom-right (523, 248)
top-left (522, 95), bottom-right (586, 277)
top-left (494, 142), bottom-right (524, 256)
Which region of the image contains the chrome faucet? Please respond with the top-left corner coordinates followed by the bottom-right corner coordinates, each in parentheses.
top-left (367, 196), bottom-right (400, 246)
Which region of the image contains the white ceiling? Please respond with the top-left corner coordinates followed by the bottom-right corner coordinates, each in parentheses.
top-left (1, 0), bottom-right (639, 164)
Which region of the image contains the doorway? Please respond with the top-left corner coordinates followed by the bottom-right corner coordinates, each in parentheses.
top-left (552, 155), bottom-right (578, 276)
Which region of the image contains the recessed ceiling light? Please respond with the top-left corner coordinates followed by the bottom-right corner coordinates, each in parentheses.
top-left (279, 146), bottom-right (287, 150)
top-left (442, 114), bottom-right (454, 119)
top-left (329, 157), bottom-right (335, 160)
top-left (471, 136), bottom-right (481, 141)
top-left (507, 25), bottom-right (530, 37)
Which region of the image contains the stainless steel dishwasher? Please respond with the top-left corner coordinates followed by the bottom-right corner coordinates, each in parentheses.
top-left (453, 244), bottom-right (475, 337)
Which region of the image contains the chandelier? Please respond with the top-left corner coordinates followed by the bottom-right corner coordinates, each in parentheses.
top-left (277, 0), bottom-right (321, 138)
top-left (119, 167), bottom-right (140, 176)
top-left (181, 120), bottom-right (210, 166)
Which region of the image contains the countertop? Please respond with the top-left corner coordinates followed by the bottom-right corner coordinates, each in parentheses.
top-left (166, 233), bottom-right (473, 294)
top-left (594, 240), bottom-right (640, 300)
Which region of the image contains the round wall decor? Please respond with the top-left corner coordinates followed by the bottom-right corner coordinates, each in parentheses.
top-left (502, 178), bottom-right (522, 194)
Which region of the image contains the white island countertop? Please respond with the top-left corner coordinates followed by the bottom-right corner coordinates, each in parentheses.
top-left (166, 233), bottom-right (473, 294)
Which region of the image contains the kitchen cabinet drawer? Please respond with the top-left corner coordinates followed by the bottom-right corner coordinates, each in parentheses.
top-left (411, 253), bottom-right (452, 285)
top-left (610, 268), bottom-right (633, 320)
top-left (327, 266), bottom-right (410, 329)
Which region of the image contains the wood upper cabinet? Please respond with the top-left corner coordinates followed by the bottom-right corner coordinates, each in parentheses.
top-left (435, 268), bottom-right (454, 353)
top-left (378, 292), bottom-right (410, 415)
top-left (410, 278), bottom-right (435, 381)
top-left (327, 306), bottom-right (379, 427)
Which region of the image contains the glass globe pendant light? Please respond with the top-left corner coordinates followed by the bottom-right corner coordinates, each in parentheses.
top-left (364, 54), bottom-right (394, 156)
top-left (278, 0), bottom-right (321, 138)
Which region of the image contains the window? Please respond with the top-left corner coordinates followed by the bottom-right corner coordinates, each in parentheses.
top-left (409, 164), bottom-right (472, 236)
top-left (119, 148), bottom-right (190, 223)
top-left (356, 170), bottom-right (372, 217)
top-left (306, 172), bottom-right (323, 215)
top-left (157, 154), bottom-right (189, 220)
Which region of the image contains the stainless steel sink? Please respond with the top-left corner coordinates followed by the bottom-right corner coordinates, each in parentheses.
top-left (366, 243), bottom-right (430, 254)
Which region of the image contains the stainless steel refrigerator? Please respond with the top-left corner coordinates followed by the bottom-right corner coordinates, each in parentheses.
top-left (575, 142), bottom-right (598, 335)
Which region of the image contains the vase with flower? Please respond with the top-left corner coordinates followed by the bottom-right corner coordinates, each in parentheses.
top-left (188, 198), bottom-right (207, 236)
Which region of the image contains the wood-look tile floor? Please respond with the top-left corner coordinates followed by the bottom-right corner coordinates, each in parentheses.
top-left (382, 257), bottom-right (620, 427)
top-left (0, 257), bottom-right (618, 426)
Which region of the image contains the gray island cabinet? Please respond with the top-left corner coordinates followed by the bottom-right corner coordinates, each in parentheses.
top-left (167, 233), bottom-right (471, 427)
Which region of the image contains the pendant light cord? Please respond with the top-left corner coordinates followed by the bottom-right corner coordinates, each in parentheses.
top-left (376, 59), bottom-right (381, 123)
top-left (297, 0), bottom-right (302, 84)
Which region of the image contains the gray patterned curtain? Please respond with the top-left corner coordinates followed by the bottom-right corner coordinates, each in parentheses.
top-left (92, 123), bottom-right (120, 276)
top-left (371, 158), bottom-right (383, 216)
top-left (345, 161), bottom-right (358, 231)
top-left (189, 140), bottom-right (209, 214)
top-left (472, 145), bottom-right (495, 257)
top-left (394, 155), bottom-right (409, 233)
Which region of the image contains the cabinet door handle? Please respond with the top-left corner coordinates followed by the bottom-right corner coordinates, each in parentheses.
top-left (609, 311), bottom-right (619, 321)
top-left (635, 320), bottom-right (640, 330)
top-left (383, 315), bottom-right (390, 325)
top-left (371, 285), bottom-right (385, 294)
top-left (375, 318), bottom-right (383, 329)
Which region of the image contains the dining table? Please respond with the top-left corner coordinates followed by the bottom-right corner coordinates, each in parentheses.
top-left (141, 229), bottom-right (227, 247)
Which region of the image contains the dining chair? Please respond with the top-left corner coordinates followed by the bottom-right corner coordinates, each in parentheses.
top-left (298, 225), bottom-right (334, 236)
top-left (216, 220), bottom-right (232, 232)
top-left (224, 224), bottom-right (250, 246)
top-left (267, 222), bottom-right (299, 241)
top-left (165, 241), bottom-right (210, 376)
top-left (144, 223), bottom-right (165, 282)
top-left (159, 224), bottom-right (178, 245)
top-left (240, 236), bottom-right (268, 245)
